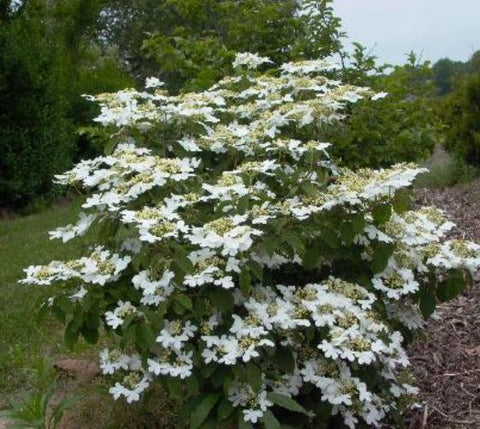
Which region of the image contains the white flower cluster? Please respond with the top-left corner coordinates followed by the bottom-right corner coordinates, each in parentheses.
top-left (232, 52), bottom-right (272, 70)
top-left (22, 246), bottom-right (130, 286)
top-left (22, 54), bottom-right (480, 428)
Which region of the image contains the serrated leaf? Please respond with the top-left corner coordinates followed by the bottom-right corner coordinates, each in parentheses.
top-left (190, 394), bottom-right (221, 429)
top-left (392, 192), bottom-right (411, 214)
top-left (266, 393), bottom-right (308, 415)
top-left (372, 204), bottom-right (392, 225)
top-left (351, 214), bottom-right (366, 234)
top-left (284, 232), bottom-right (305, 256)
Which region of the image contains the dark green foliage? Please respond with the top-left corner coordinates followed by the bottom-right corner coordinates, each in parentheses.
top-left (431, 50), bottom-right (480, 96)
top-left (0, 16), bottom-right (73, 208)
top-left (441, 65), bottom-right (480, 166)
top-left (101, 0), bottom-right (342, 92)
top-left (432, 58), bottom-right (470, 96)
top-left (0, 0), bottom-right (133, 207)
top-left (325, 49), bottom-right (439, 168)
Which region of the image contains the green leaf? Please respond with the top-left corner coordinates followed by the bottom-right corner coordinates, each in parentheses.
top-left (190, 394), bottom-right (221, 429)
top-left (392, 192), bottom-right (411, 214)
top-left (370, 243), bottom-right (394, 274)
top-left (372, 204), bottom-right (392, 225)
top-left (264, 236), bottom-right (280, 256)
top-left (248, 260), bottom-right (263, 281)
top-left (238, 415), bottom-right (254, 429)
top-left (186, 375), bottom-right (200, 395)
top-left (120, 323), bottom-right (136, 348)
top-left (303, 245), bottom-right (322, 270)
top-left (206, 287), bottom-right (234, 312)
top-left (174, 294), bottom-right (193, 310)
top-left (419, 291), bottom-right (436, 318)
top-left (174, 253), bottom-right (194, 274)
top-left (80, 324), bottom-right (98, 345)
top-left (284, 232), bottom-right (305, 255)
top-left (322, 227), bottom-right (340, 249)
top-left (239, 269), bottom-right (251, 294)
top-left (246, 362), bottom-right (262, 393)
top-left (339, 222), bottom-right (356, 244)
top-left (217, 399), bottom-right (235, 421)
top-left (351, 214), bottom-right (366, 234)
top-left (262, 410), bottom-right (281, 429)
top-left (166, 377), bottom-right (183, 400)
top-left (64, 319), bottom-right (81, 349)
top-left (436, 270), bottom-right (466, 302)
top-left (266, 393), bottom-right (308, 415)
top-left (135, 322), bottom-right (155, 352)
top-left (274, 346), bottom-right (295, 373)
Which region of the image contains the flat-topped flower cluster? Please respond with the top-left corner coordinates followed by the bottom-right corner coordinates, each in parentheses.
top-left (23, 53), bottom-right (480, 429)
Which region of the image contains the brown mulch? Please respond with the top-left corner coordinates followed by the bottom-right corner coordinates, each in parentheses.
top-left (400, 179), bottom-right (480, 429)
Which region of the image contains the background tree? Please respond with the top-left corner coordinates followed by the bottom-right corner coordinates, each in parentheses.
top-left (322, 49), bottom-right (440, 168)
top-left (0, 4), bottom-right (73, 207)
top-left (441, 54), bottom-right (480, 166)
top-left (0, 0), bottom-right (131, 208)
top-left (99, 0), bottom-right (343, 92)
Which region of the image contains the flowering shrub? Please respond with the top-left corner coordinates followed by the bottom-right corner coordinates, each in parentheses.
top-left (22, 54), bottom-right (480, 429)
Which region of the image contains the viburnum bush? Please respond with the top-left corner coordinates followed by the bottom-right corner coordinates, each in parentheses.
top-left (23, 54), bottom-right (480, 429)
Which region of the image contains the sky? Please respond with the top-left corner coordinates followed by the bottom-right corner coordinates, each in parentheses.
top-left (333, 0), bottom-right (480, 65)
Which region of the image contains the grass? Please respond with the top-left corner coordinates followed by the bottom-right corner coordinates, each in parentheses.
top-left (414, 145), bottom-right (477, 189)
top-left (0, 199), bottom-right (84, 398)
top-left (0, 199), bottom-right (178, 428)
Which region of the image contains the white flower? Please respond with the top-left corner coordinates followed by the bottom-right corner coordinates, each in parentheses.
top-left (147, 350), bottom-right (193, 379)
top-left (109, 372), bottom-right (150, 403)
top-left (156, 320), bottom-right (197, 350)
top-left (145, 77), bottom-right (164, 89)
top-left (132, 270), bottom-right (175, 305)
top-left (187, 215), bottom-right (262, 257)
top-left (99, 348), bottom-right (132, 375)
top-left (105, 301), bottom-right (137, 329)
top-left (371, 92), bottom-right (388, 101)
top-left (243, 409), bottom-right (264, 423)
top-left (49, 212), bottom-right (96, 243)
top-left (232, 52), bottom-right (272, 70)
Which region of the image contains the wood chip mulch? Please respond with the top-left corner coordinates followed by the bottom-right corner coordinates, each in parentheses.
top-left (399, 179), bottom-right (480, 429)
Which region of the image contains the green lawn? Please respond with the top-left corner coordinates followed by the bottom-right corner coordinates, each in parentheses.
top-left (0, 199), bottom-right (84, 397)
top-left (0, 201), bottom-right (177, 428)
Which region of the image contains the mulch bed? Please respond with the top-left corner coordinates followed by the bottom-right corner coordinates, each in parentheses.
top-left (399, 179), bottom-right (480, 429)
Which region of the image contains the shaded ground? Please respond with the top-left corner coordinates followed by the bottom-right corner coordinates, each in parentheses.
top-left (403, 179), bottom-right (480, 429)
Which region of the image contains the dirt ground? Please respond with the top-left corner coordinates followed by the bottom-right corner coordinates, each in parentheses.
top-left (400, 179), bottom-right (480, 429)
